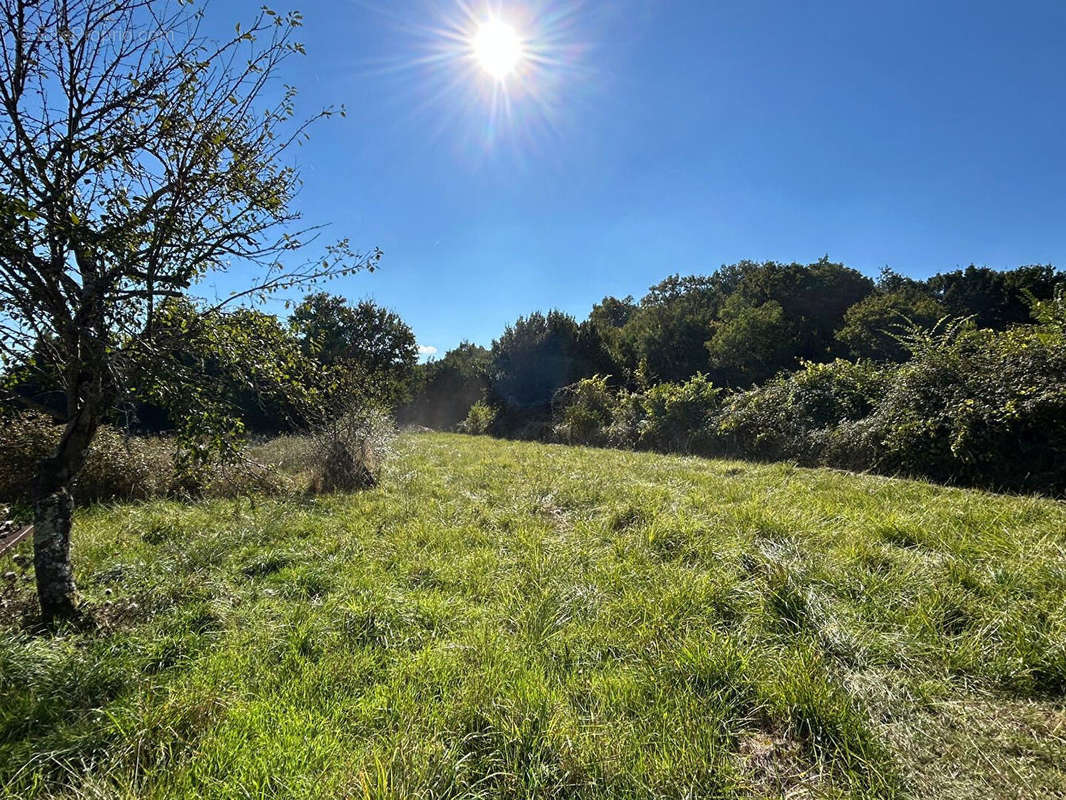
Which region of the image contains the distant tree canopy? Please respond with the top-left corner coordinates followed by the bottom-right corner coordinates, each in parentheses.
top-left (490, 311), bottom-right (590, 412)
top-left (4, 292), bottom-right (420, 436)
top-left (622, 274), bottom-right (725, 384)
top-left (924, 264), bottom-right (1060, 329)
top-left (399, 342), bottom-right (491, 430)
top-left (586, 295), bottom-right (639, 379)
top-left (290, 293), bottom-right (418, 408)
top-left (836, 289), bottom-right (947, 362)
top-left (707, 297), bottom-right (798, 384)
top-left (592, 259), bottom-right (876, 386)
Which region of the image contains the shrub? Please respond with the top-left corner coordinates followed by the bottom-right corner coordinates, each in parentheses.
top-left (603, 389), bottom-right (644, 449)
top-left (307, 408), bottom-right (395, 494)
top-left (551, 375), bottom-right (615, 445)
top-left (716, 313), bottom-right (1066, 492)
top-left (441, 298), bottom-right (1066, 494)
top-left (457, 401), bottom-right (496, 435)
top-left (716, 359), bottom-right (887, 464)
top-left (615, 373), bottom-right (722, 454)
top-left (835, 289), bottom-right (947, 361)
top-left (858, 320), bottom-right (1066, 490)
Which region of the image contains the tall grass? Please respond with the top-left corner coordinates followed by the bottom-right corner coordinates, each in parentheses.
top-left (1, 433), bottom-right (1064, 798)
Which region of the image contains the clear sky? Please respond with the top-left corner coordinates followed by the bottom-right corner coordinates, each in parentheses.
top-left (208, 0), bottom-right (1066, 358)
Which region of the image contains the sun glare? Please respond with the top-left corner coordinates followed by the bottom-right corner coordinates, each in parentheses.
top-left (472, 19), bottom-right (523, 79)
top-left (369, 1), bottom-right (585, 152)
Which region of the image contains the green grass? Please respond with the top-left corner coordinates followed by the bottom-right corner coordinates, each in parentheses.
top-left (2, 432), bottom-right (1065, 799)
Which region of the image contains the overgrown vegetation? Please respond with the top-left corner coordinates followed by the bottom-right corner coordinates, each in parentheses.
top-left (2, 433), bottom-right (1063, 798)
top-left (544, 301), bottom-right (1066, 493)
top-left (0, 408), bottom-right (395, 509)
top-left (419, 270), bottom-right (1066, 495)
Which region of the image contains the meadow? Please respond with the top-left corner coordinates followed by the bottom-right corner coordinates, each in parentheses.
top-left (2, 432), bottom-right (1065, 799)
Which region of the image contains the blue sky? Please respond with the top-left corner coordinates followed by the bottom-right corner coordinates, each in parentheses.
top-left (208, 0), bottom-right (1066, 357)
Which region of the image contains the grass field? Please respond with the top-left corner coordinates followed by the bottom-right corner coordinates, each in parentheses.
top-left (2, 432), bottom-right (1065, 799)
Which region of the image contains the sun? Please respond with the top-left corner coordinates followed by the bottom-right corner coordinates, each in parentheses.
top-left (472, 19), bottom-right (523, 79)
top-left (379, 2), bottom-right (584, 150)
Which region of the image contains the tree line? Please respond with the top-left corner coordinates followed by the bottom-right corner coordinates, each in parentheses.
top-left (402, 259), bottom-right (1064, 434)
top-left (11, 258), bottom-right (1056, 478)
top-left (6, 292), bottom-right (418, 437)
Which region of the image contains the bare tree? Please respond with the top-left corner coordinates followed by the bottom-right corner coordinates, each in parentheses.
top-left (0, 0), bottom-right (378, 622)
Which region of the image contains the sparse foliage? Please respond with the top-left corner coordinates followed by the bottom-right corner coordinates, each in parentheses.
top-left (306, 407), bottom-right (394, 493)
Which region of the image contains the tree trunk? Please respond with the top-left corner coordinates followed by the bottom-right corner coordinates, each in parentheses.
top-left (33, 485), bottom-right (77, 621)
top-left (32, 399), bottom-right (100, 623)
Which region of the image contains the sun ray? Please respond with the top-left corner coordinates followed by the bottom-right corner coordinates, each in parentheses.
top-left (338, 1), bottom-right (595, 159)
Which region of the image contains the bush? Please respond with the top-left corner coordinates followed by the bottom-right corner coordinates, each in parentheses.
top-left (603, 389), bottom-right (643, 449)
top-left (72, 425), bottom-right (177, 502)
top-left (716, 313), bottom-right (1066, 492)
top-left (716, 359), bottom-right (887, 464)
top-left (835, 289), bottom-right (947, 361)
top-left (637, 374), bottom-right (722, 453)
top-left (458, 401), bottom-right (496, 435)
top-left (0, 412), bottom-right (62, 503)
top-left (608, 373), bottom-right (722, 454)
top-left (856, 320), bottom-right (1066, 490)
top-left (307, 408), bottom-right (395, 494)
top-left (551, 375), bottom-right (615, 445)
